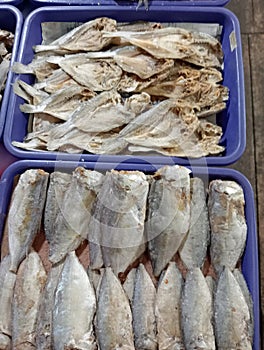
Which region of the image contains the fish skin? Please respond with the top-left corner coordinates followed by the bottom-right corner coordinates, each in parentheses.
top-left (96, 267), bottom-right (134, 350)
top-left (35, 261), bottom-right (64, 350)
top-left (0, 256), bottom-right (16, 339)
top-left (181, 268), bottom-right (215, 350)
top-left (147, 165), bottom-right (191, 277)
top-left (123, 268), bottom-right (136, 304)
top-left (0, 333), bottom-right (11, 350)
top-left (49, 167), bottom-right (104, 264)
top-left (205, 275), bottom-right (216, 297)
top-left (89, 170), bottom-right (149, 276)
top-left (53, 252), bottom-right (97, 350)
top-left (155, 262), bottom-right (184, 350)
top-left (44, 171), bottom-right (72, 245)
top-left (7, 169), bottom-right (49, 273)
top-left (179, 177), bottom-right (210, 269)
top-left (12, 251), bottom-right (47, 350)
top-left (208, 180), bottom-right (247, 276)
top-left (214, 267), bottom-right (252, 350)
top-left (87, 267), bottom-right (105, 298)
top-left (132, 264), bottom-right (157, 350)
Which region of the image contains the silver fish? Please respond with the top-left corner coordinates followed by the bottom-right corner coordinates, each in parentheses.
top-left (12, 251), bottom-right (47, 350)
top-left (35, 262), bottom-right (64, 350)
top-left (96, 267), bottom-right (134, 350)
top-left (123, 268), bottom-right (136, 304)
top-left (147, 165), bottom-right (191, 277)
top-left (132, 264), bottom-right (157, 350)
top-left (214, 267), bottom-right (252, 349)
top-left (179, 177), bottom-right (210, 269)
top-left (7, 169), bottom-right (49, 273)
top-left (181, 268), bottom-right (215, 350)
top-left (205, 275), bottom-right (216, 297)
top-left (208, 180), bottom-right (247, 276)
top-left (155, 262), bottom-right (184, 350)
top-left (0, 255), bottom-right (16, 348)
top-left (89, 170), bottom-right (149, 276)
top-left (49, 167), bottom-right (104, 264)
top-left (87, 267), bottom-right (105, 298)
top-left (53, 252), bottom-right (97, 350)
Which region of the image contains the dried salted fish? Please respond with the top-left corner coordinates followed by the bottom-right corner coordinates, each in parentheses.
top-left (155, 262), bottom-right (184, 350)
top-left (7, 169), bottom-right (49, 273)
top-left (13, 80), bottom-right (49, 105)
top-left (12, 57), bottom-right (58, 81)
top-left (36, 262), bottom-right (64, 350)
top-left (87, 267), bottom-right (105, 298)
top-left (12, 138), bottom-right (48, 152)
top-left (89, 170), bottom-right (149, 276)
top-left (132, 264), bottom-right (157, 350)
top-left (181, 268), bottom-right (215, 350)
top-left (0, 255), bottom-right (16, 349)
top-left (179, 177), bottom-right (210, 269)
top-left (123, 267), bottom-right (136, 303)
top-left (147, 165), bottom-right (191, 277)
top-left (12, 251), bottom-right (47, 350)
top-left (214, 267), bottom-right (252, 349)
top-left (208, 180), bottom-right (247, 276)
top-left (96, 267), bottom-right (134, 350)
top-left (53, 252), bottom-right (97, 350)
top-left (49, 167), bottom-right (104, 264)
top-left (34, 17), bottom-right (117, 54)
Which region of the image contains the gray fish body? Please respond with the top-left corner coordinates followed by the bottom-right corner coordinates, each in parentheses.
top-left (53, 252), bottom-right (97, 350)
top-left (36, 262), bottom-right (64, 350)
top-left (49, 167), bottom-right (103, 264)
top-left (214, 267), bottom-right (252, 349)
top-left (147, 165), bottom-right (191, 277)
top-left (12, 252), bottom-right (47, 350)
top-left (208, 180), bottom-right (247, 275)
top-left (0, 333), bottom-right (11, 350)
top-left (7, 169), bottom-right (49, 272)
top-left (181, 268), bottom-right (215, 350)
top-left (155, 262), bottom-right (184, 350)
top-left (132, 264), bottom-right (157, 350)
top-left (179, 177), bottom-right (209, 269)
top-left (123, 268), bottom-right (136, 304)
top-left (96, 268), bottom-right (134, 350)
top-left (87, 267), bottom-right (105, 298)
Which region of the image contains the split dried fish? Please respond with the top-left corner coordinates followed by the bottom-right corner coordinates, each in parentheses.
top-left (181, 268), bottom-right (215, 349)
top-left (96, 267), bottom-right (134, 350)
top-left (155, 262), bottom-right (184, 350)
top-left (132, 264), bottom-right (157, 350)
top-left (89, 170), bottom-right (149, 276)
top-left (12, 251), bottom-right (47, 350)
top-left (7, 169), bottom-right (49, 273)
top-left (214, 267), bottom-right (252, 349)
top-left (147, 165), bottom-right (191, 277)
top-left (179, 177), bottom-right (210, 269)
top-left (208, 180), bottom-right (247, 276)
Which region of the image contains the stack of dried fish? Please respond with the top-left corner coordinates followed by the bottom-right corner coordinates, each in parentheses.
top-left (0, 165), bottom-right (254, 349)
top-left (12, 17), bottom-right (229, 158)
top-left (0, 29), bottom-right (14, 103)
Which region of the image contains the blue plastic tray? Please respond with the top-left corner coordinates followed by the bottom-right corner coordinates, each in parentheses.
top-left (0, 5), bottom-right (23, 140)
top-left (0, 160), bottom-right (260, 349)
top-left (4, 6), bottom-right (245, 166)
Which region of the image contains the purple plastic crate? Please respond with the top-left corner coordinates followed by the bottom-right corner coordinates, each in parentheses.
top-left (0, 5), bottom-right (23, 139)
top-left (0, 160), bottom-right (260, 349)
top-left (4, 6), bottom-right (245, 166)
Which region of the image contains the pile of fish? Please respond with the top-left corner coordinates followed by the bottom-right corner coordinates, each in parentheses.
top-left (0, 165), bottom-right (254, 349)
top-left (12, 17), bottom-right (228, 158)
top-left (0, 29), bottom-right (14, 104)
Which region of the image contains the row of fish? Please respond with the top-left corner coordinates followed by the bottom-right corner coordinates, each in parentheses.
top-left (0, 251), bottom-right (253, 350)
top-left (12, 17), bottom-right (228, 157)
top-left (0, 29), bottom-right (14, 103)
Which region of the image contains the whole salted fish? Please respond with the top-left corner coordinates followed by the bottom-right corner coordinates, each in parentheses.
top-left (155, 262), bottom-right (184, 350)
top-left (181, 268), bottom-right (215, 349)
top-left (208, 180), bottom-right (247, 275)
top-left (132, 264), bottom-right (157, 350)
top-left (35, 262), bottom-right (64, 350)
top-left (96, 267), bottom-right (134, 350)
top-left (89, 170), bottom-right (149, 276)
top-left (12, 251), bottom-right (47, 350)
top-left (0, 255), bottom-right (16, 350)
top-left (147, 165), bottom-right (191, 277)
top-left (53, 252), bottom-right (97, 350)
top-left (7, 169), bottom-right (49, 273)
top-left (49, 167), bottom-right (104, 264)
top-left (214, 267), bottom-right (252, 349)
top-left (179, 177), bottom-right (210, 269)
